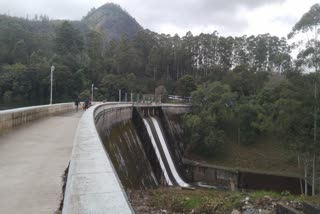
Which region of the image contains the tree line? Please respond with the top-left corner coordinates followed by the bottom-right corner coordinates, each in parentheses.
top-left (0, 13), bottom-right (292, 104)
top-left (0, 3), bottom-right (319, 195)
top-left (183, 4), bottom-right (320, 196)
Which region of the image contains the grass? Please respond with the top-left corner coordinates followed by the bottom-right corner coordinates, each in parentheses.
top-left (302, 195), bottom-right (320, 206)
top-left (185, 136), bottom-right (300, 176)
top-left (144, 187), bottom-right (319, 213)
top-left (148, 187), bottom-right (231, 213)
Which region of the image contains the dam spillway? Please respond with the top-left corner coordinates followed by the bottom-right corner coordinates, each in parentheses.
top-left (103, 120), bottom-right (158, 189)
top-left (101, 105), bottom-right (191, 189)
top-left (143, 116), bottom-right (189, 187)
top-left (99, 104), bottom-right (308, 195)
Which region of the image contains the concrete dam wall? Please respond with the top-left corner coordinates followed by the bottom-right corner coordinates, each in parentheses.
top-left (98, 104), bottom-right (191, 189)
top-left (95, 103), bottom-right (307, 194)
top-left (102, 120), bottom-right (158, 189)
top-left (62, 102), bottom-right (308, 213)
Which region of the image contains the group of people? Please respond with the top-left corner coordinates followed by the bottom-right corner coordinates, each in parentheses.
top-left (74, 97), bottom-right (91, 112)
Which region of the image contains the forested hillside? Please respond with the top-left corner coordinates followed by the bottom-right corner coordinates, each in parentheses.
top-left (0, 3), bottom-right (293, 104)
top-left (182, 4), bottom-right (320, 196)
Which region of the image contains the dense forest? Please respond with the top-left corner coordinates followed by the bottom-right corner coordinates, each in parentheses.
top-left (0, 3), bottom-right (292, 104)
top-left (182, 4), bottom-right (320, 196)
top-left (0, 3), bottom-right (319, 195)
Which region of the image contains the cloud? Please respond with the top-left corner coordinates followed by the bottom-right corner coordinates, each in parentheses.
top-left (116, 0), bottom-right (286, 35)
top-left (0, 0), bottom-right (106, 20)
top-left (0, 0), bottom-right (318, 37)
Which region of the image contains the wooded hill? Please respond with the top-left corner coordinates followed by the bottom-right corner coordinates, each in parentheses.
top-left (0, 3), bottom-right (293, 103)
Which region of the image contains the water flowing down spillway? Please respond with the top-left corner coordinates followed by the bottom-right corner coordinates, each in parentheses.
top-left (143, 116), bottom-right (189, 188)
top-left (150, 117), bottom-right (189, 187)
top-left (143, 118), bottom-right (173, 186)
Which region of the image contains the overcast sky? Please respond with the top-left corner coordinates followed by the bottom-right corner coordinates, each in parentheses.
top-left (0, 0), bottom-right (318, 37)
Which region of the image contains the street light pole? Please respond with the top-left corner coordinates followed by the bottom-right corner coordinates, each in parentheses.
top-left (50, 65), bottom-right (55, 105)
top-left (91, 84), bottom-right (94, 103)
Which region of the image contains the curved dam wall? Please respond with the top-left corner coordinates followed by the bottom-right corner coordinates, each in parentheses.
top-left (97, 104), bottom-right (192, 190)
top-left (63, 103), bottom-right (191, 213)
top-left (96, 104), bottom-right (159, 189)
top-left (63, 103), bottom-right (134, 214)
top-left (0, 103), bottom-right (75, 135)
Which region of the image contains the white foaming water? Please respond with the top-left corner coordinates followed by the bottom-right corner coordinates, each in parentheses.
top-left (150, 117), bottom-right (189, 188)
top-left (143, 118), bottom-right (173, 186)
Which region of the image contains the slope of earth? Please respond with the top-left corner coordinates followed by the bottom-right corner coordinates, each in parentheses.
top-left (185, 137), bottom-right (300, 176)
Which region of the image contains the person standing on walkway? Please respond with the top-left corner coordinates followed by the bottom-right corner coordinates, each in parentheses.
top-left (74, 98), bottom-right (80, 112)
top-left (84, 98), bottom-right (89, 111)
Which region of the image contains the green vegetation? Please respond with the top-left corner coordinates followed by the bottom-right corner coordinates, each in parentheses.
top-left (0, 3), bottom-right (295, 105)
top-left (182, 4), bottom-right (320, 195)
top-left (0, 1), bottom-right (319, 196)
top-left (135, 187), bottom-right (318, 213)
top-left (185, 137), bottom-right (299, 176)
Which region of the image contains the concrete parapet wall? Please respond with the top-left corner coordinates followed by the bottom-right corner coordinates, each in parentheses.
top-left (63, 103), bottom-right (133, 214)
top-left (183, 159), bottom-right (239, 190)
top-left (183, 158), bottom-right (305, 194)
top-left (161, 104), bottom-right (191, 115)
top-left (0, 103), bottom-right (74, 134)
top-left (302, 202), bottom-right (320, 214)
top-left (276, 203), bottom-right (303, 214)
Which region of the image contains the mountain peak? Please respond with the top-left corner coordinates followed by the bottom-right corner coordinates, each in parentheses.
top-left (83, 3), bottom-right (143, 41)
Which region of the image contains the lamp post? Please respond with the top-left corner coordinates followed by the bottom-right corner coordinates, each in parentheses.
top-left (91, 84), bottom-right (94, 103)
top-left (50, 65), bottom-right (55, 105)
top-left (91, 84), bottom-right (98, 103)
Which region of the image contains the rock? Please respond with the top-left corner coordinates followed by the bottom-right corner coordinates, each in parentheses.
top-left (259, 210), bottom-right (271, 214)
top-left (243, 205), bottom-right (254, 210)
top-left (231, 209), bottom-right (241, 214)
top-left (243, 208), bottom-right (257, 214)
top-left (264, 196), bottom-right (272, 201)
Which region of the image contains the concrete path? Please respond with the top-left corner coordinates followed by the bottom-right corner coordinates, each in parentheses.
top-left (0, 111), bottom-right (82, 214)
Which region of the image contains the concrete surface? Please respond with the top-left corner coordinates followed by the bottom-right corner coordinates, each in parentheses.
top-left (63, 104), bottom-right (133, 214)
top-left (0, 110), bottom-right (82, 214)
top-left (0, 103), bottom-right (75, 134)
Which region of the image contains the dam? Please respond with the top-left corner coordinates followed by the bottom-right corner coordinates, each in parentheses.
top-left (0, 102), bottom-right (309, 214)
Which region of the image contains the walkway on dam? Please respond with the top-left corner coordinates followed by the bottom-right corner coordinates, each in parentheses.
top-left (0, 111), bottom-right (82, 214)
